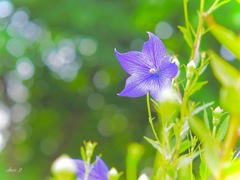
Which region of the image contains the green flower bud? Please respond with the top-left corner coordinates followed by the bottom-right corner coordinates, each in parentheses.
top-left (186, 60), bottom-right (196, 79)
top-left (212, 106), bottom-right (223, 126)
top-left (83, 141), bottom-right (97, 161)
top-left (109, 167), bottom-right (122, 180)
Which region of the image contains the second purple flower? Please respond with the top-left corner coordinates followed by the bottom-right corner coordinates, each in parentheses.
top-left (115, 32), bottom-right (178, 101)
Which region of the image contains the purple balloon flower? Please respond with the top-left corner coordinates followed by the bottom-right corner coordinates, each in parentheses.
top-left (115, 32), bottom-right (178, 101)
top-left (73, 156), bottom-right (109, 180)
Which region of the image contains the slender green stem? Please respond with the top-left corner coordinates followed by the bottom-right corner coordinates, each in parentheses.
top-left (189, 132), bottom-right (194, 180)
top-left (190, 0), bottom-right (205, 61)
top-left (212, 125), bottom-right (217, 137)
top-left (84, 162), bottom-right (90, 180)
top-left (206, 0), bottom-right (219, 15)
top-left (183, 0), bottom-right (190, 32)
top-left (146, 93), bottom-right (160, 143)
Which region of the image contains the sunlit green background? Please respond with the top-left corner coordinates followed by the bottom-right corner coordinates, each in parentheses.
top-left (0, 0), bottom-right (239, 179)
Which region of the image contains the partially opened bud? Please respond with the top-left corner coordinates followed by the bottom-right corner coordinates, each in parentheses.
top-left (212, 106), bottom-right (223, 126)
top-left (186, 60), bottom-right (196, 79)
top-left (138, 173), bottom-right (150, 180)
top-left (51, 154), bottom-right (77, 180)
top-left (109, 167), bottom-right (122, 180)
top-left (172, 57), bottom-right (180, 67)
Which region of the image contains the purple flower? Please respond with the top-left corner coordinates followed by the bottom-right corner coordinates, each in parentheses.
top-left (73, 156), bottom-right (109, 180)
top-left (115, 32), bottom-right (178, 101)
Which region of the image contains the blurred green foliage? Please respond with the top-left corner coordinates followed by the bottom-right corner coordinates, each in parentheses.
top-left (0, 0), bottom-right (239, 179)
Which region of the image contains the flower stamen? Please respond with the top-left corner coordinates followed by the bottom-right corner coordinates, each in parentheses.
top-left (149, 68), bottom-right (158, 74)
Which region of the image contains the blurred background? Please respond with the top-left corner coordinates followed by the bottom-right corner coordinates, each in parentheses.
top-left (0, 0), bottom-right (239, 179)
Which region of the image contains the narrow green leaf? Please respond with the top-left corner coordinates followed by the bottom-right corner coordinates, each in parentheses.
top-left (191, 101), bottom-right (214, 116)
top-left (188, 81), bottom-right (208, 96)
top-left (199, 62), bottom-right (209, 75)
top-left (179, 140), bottom-right (192, 154)
top-left (80, 146), bottom-right (86, 161)
top-left (189, 116), bottom-right (211, 142)
top-left (204, 137), bottom-right (221, 178)
top-left (208, 50), bottom-right (239, 87)
top-left (203, 108), bottom-right (210, 130)
top-left (189, 117), bottom-right (221, 177)
top-left (209, 0), bottom-right (231, 14)
top-left (178, 26), bottom-right (193, 48)
top-left (144, 136), bottom-right (162, 154)
top-left (178, 163), bottom-right (191, 180)
top-left (216, 115), bottom-right (229, 141)
top-left (199, 160), bottom-right (211, 179)
top-left (206, 16), bottom-right (240, 60)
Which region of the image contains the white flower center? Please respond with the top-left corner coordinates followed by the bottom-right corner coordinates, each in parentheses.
top-left (149, 68), bottom-right (158, 74)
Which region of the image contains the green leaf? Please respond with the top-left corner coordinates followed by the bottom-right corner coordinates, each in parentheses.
top-left (80, 146), bottom-right (86, 161)
top-left (204, 137), bottom-right (221, 178)
top-left (191, 101), bottom-right (214, 116)
top-left (199, 160), bottom-right (211, 179)
top-left (206, 15), bottom-right (240, 60)
top-left (178, 151), bottom-right (199, 180)
top-left (203, 108), bottom-right (210, 130)
top-left (144, 136), bottom-right (162, 154)
top-left (209, 0), bottom-right (231, 14)
top-left (189, 116), bottom-right (211, 142)
top-left (220, 86), bottom-right (240, 114)
top-left (199, 62), bottom-right (209, 75)
top-left (189, 116), bottom-right (221, 177)
top-left (179, 140), bottom-right (192, 154)
top-left (208, 50), bottom-right (239, 87)
top-left (188, 81), bottom-right (208, 96)
top-left (178, 26), bottom-right (193, 48)
top-left (216, 115), bottom-right (229, 141)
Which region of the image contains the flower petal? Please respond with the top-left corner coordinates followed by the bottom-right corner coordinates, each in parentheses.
top-left (118, 73), bottom-right (151, 98)
top-left (73, 157), bottom-right (109, 180)
top-left (142, 32), bottom-right (167, 68)
top-left (149, 62), bottom-right (178, 100)
top-left (114, 49), bottom-right (149, 75)
top-left (89, 157), bottom-right (109, 180)
top-left (149, 76), bottom-right (172, 100)
top-left (73, 159), bottom-right (86, 179)
top-left (160, 62), bottom-right (178, 79)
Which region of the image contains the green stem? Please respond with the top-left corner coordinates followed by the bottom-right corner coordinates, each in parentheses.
top-left (212, 125), bottom-right (217, 137)
top-left (146, 93), bottom-right (160, 143)
top-left (206, 0), bottom-right (219, 15)
top-left (190, 0), bottom-right (205, 61)
top-left (84, 162), bottom-right (90, 180)
top-left (183, 0), bottom-right (190, 32)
